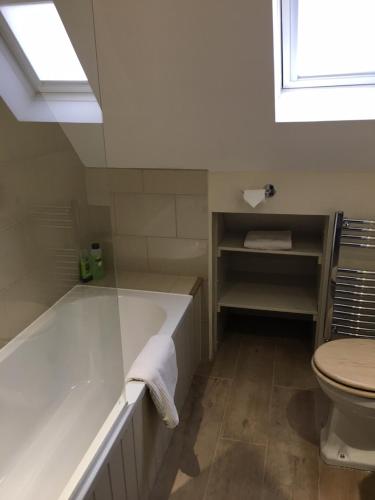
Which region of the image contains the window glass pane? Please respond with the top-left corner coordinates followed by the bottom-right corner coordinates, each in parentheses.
top-left (297, 0), bottom-right (375, 78)
top-left (0, 2), bottom-right (87, 81)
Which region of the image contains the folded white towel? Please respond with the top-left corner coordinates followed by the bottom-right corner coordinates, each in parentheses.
top-left (126, 335), bottom-right (179, 428)
top-left (244, 230), bottom-right (292, 250)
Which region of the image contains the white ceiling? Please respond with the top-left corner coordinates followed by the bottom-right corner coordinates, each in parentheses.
top-left (58, 0), bottom-right (375, 171)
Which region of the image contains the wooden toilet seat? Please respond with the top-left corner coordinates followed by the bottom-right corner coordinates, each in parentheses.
top-left (313, 339), bottom-right (375, 398)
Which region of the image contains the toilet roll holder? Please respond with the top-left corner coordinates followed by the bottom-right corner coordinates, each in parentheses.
top-left (242, 184), bottom-right (277, 208)
top-left (242, 185), bottom-right (276, 198)
top-left (264, 184), bottom-right (276, 198)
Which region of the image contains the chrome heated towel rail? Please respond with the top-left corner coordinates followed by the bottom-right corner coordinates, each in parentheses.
top-left (324, 212), bottom-right (375, 340)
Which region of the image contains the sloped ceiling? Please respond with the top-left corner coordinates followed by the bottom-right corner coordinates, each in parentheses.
top-left (54, 0), bottom-right (105, 167)
top-left (60, 0), bottom-right (375, 170)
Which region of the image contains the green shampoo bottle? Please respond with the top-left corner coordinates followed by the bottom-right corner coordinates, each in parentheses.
top-left (90, 243), bottom-right (105, 280)
top-left (79, 250), bottom-right (93, 283)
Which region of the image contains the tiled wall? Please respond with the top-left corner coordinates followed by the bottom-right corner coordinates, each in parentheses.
top-left (0, 100), bottom-right (89, 347)
top-left (85, 168), bottom-right (208, 275)
top-left (85, 167), bottom-right (209, 354)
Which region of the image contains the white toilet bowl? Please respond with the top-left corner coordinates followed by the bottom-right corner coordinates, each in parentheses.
top-left (312, 338), bottom-right (375, 471)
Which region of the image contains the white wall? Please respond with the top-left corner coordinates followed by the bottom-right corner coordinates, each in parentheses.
top-left (91, 0), bottom-right (375, 170)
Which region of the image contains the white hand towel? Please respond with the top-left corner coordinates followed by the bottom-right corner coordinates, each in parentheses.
top-left (126, 335), bottom-right (179, 428)
top-left (244, 230), bottom-right (292, 250)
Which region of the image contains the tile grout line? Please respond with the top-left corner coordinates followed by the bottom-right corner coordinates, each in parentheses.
top-left (173, 194), bottom-right (178, 238)
top-left (273, 382), bottom-right (319, 391)
top-left (260, 341), bottom-right (278, 500)
top-left (201, 337), bottom-right (242, 500)
top-left (219, 435), bottom-right (267, 447)
top-left (110, 232), bottom-right (208, 242)
top-left (317, 453), bottom-right (322, 500)
top-left (218, 336), bottom-right (242, 440)
top-left (201, 380), bottom-right (233, 500)
top-left (195, 373), bottom-right (234, 382)
top-left (145, 235), bottom-right (151, 273)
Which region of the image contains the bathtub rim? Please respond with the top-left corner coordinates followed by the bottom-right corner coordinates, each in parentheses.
top-left (0, 284), bottom-right (192, 362)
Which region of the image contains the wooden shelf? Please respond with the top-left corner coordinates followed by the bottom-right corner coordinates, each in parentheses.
top-left (218, 233), bottom-right (322, 261)
top-left (218, 280), bottom-right (318, 317)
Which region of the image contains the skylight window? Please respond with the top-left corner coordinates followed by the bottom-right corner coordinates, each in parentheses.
top-left (0, 0), bottom-right (102, 123)
top-left (282, 0), bottom-right (375, 89)
top-left (0, 1), bottom-right (87, 83)
top-left (296, 0), bottom-right (375, 80)
top-left (273, 0), bottom-right (375, 122)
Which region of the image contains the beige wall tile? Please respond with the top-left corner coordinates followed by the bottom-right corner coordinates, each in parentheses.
top-left (34, 150), bottom-right (86, 206)
top-left (0, 339), bottom-right (8, 349)
top-left (34, 226), bottom-right (79, 251)
top-left (114, 235), bottom-right (149, 272)
top-left (170, 275), bottom-right (199, 294)
top-left (115, 271), bottom-right (178, 291)
top-left (0, 100), bottom-right (72, 163)
top-left (0, 223), bottom-right (29, 291)
top-left (0, 250), bottom-right (26, 291)
top-left (114, 193), bottom-right (176, 237)
top-left (1, 221), bottom-right (28, 257)
top-left (2, 275), bottom-right (48, 340)
top-left (128, 272), bottom-right (177, 292)
top-left (85, 167), bottom-right (110, 206)
top-left (88, 205), bottom-right (113, 236)
top-left (143, 169), bottom-right (207, 195)
top-left (0, 159), bottom-right (37, 223)
top-left (108, 168), bottom-right (143, 193)
top-left (147, 237), bottom-right (208, 277)
top-left (176, 195), bottom-right (208, 239)
top-left (0, 290), bottom-right (10, 341)
top-left (0, 96), bottom-right (91, 341)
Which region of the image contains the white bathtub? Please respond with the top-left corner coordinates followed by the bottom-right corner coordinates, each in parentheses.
top-left (0, 285), bottom-right (197, 500)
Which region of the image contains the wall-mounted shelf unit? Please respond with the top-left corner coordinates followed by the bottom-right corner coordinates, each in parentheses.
top-left (210, 212), bottom-right (331, 354)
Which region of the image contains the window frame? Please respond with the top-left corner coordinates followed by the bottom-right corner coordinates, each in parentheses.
top-left (0, 0), bottom-right (91, 95)
top-left (281, 0), bottom-right (375, 89)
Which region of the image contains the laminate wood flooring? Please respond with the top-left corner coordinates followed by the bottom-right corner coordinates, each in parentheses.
top-left (150, 320), bottom-right (375, 500)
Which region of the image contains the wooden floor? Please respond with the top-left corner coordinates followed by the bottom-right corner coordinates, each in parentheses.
top-left (150, 318), bottom-right (375, 500)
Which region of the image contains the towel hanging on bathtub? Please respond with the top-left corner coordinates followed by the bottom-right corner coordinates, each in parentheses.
top-left (126, 334), bottom-right (179, 428)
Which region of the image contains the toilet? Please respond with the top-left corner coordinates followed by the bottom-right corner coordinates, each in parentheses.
top-left (312, 338), bottom-right (375, 471)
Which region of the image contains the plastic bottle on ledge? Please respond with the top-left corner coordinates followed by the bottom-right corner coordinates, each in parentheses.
top-left (79, 250), bottom-right (93, 283)
top-left (90, 243), bottom-right (105, 281)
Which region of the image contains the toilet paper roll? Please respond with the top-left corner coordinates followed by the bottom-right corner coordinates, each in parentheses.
top-left (243, 189), bottom-right (266, 208)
